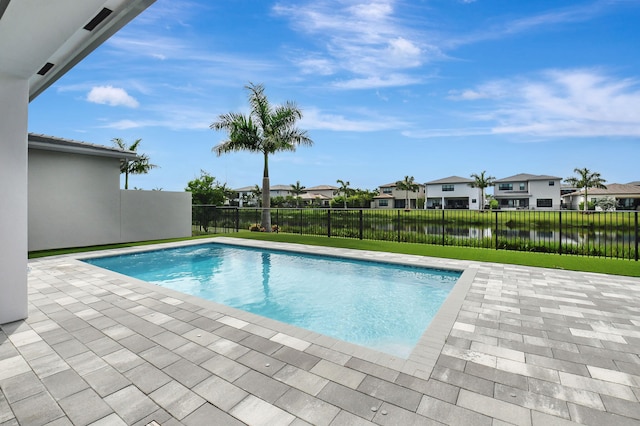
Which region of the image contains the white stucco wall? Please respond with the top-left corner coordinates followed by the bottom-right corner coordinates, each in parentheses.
top-left (529, 180), bottom-right (561, 209)
top-left (29, 149), bottom-right (192, 251)
top-left (0, 77), bottom-right (29, 324)
top-left (120, 190), bottom-right (192, 242)
top-left (28, 149), bottom-right (122, 251)
top-left (425, 183), bottom-right (482, 210)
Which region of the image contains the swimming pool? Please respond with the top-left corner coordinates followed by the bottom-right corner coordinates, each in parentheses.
top-left (84, 243), bottom-right (460, 358)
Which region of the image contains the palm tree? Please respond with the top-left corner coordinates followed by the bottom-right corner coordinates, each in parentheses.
top-left (112, 138), bottom-right (157, 190)
top-left (290, 180), bottom-right (306, 207)
top-left (251, 184), bottom-right (262, 207)
top-left (469, 171), bottom-right (496, 210)
top-left (336, 179), bottom-right (352, 208)
top-left (396, 175), bottom-right (419, 210)
top-left (211, 83), bottom-right (313, 231)
top-left (565, 167), bottom-right (607, 211)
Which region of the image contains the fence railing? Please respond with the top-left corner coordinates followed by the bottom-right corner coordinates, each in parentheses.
top-left (192, 206), bottom-right (640, 261)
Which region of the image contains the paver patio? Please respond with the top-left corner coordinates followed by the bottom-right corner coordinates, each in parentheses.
top-left (1, 237), bottom-right (639, 425)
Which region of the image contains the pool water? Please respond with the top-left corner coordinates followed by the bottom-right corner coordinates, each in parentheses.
top-left (84, 244), bottom-right (460, 358)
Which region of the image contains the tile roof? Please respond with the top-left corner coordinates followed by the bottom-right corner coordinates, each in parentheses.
top-left (495, 173), bottom-right (562, 183)
top-left (565, 183), bottom-right (640, 196)
top-left (426, 176), bottom-right (474, 184)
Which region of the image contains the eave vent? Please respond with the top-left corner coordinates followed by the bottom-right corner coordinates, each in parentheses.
top-left (84, 7), bottom-right (113, 31)
top-left (37, 62), bottom-right (55, 76)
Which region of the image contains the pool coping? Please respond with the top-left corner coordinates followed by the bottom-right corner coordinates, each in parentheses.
top-left (69, 236), bottom-right (478, 379)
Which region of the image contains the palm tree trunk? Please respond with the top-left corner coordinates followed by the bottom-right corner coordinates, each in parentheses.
top-left (584, 188), bottom-right (588, 212)
top-left (262, 153), bottom-right (272, 232)
top-left (125, 171), bottom-right (129, 190)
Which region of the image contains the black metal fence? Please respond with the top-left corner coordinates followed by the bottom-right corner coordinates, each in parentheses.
top-left (192, 206), bottom-right (640, 261)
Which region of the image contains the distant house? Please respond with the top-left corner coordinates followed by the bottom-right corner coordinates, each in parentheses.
top-left (562, 183), bottom-right (640, 210)
top-left (302, 185), bottom-right (338, 207)
top-left (493, 173), bottom-right (562, 210)
top-left (269, 184), bottom-right (293, 198)
top-left (424, 176), bottom-right (482, 210)
top-left (234, 185), bottom-right (259, 207)
top-left (372, 182), bottom-right (425, 209)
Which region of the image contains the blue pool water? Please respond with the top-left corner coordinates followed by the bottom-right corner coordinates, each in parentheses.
top-left (84, 244), bottom-right (460, 358)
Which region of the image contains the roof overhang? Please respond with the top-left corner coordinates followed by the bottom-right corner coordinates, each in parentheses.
top-left (28, 133), bottom-right (137, 160)
top-left (0, 0), bottom-right (156, 101)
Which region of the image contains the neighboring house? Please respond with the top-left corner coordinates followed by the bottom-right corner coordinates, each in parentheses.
top-left (234, 185), bottom-right (259, 207)
top-left (424, 176), bottom-right (482, 210)
top-left (372, 182), bottom-right (425, 209)
top-left (561, 183), bottom-right (640, 210)
top-left (269, 184), bottom-right (293, 198)
top-left (28, 134), bottom-right (191, 252)
top-left (493, 173), bottom-right (562, 210)
top-left (628, 181), bottom-right (640, 186)
top-left (303, 185), bottom-right (338, 207)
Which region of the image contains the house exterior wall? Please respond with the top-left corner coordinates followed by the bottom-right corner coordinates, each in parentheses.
top-left (29, 149), bottom-right (122, 251)
top-left (29, 149), bottom-right (192, 251)
top-left (0, 77), bottom-right (29, 324)
top-left (529, 180), bottom-right (562, 209)
top-left (494, 177), bottom-right (561, 210)
top-left (425, 183), bottom-right (481, 210)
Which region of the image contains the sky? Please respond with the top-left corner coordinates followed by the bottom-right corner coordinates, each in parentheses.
top-left (29, 0), bottom-right (640, 193)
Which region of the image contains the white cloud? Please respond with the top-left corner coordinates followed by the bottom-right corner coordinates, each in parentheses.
top-left (87, 86), bottom-right (139, 108)
top-left (432, 69), bottom-right (640, 138)
top-left (273, 1), bottom-right (433, 88)
top-left (301, 107), bottom-right (407, 131)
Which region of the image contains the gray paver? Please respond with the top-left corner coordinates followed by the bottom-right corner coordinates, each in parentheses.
top-left (3, 239), bottom-right (640, 426)
top-left (192, 375), bottom-right (248, 411)
top-left (275, 387), bottom-right (340, 426)
top-left (104, 385), bottom-right (160, 425)
top-left (0, 371), bottom-right (47, 403)
top-left (10, 391), bottom-right (64, 426)
top-left (58, 388), bottom-right (113, 425)
top-left (182, 402), bottom-right (245, 426)
top-left (123, 362), bottom-right (173, 394)
top-left (234, 370), bottom-right (290, 403)
top-left (42, 368), bottom-right (89, 400)
top-left (316, 382), bottom-right (381, 420)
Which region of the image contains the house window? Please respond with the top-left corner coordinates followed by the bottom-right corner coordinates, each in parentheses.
top-left (537, 199), bottom-right (553, 208)
top-left (379, 199), bottom-right (388, 206)
top-left (442, 184), bottom-right (454, 192)
top-left (519, 183), bottom-right (525, 191)
top-left (471, 199), bottom-right (477, 203)
top-left (549, 181), bottom-right (555, 186)
top-left (382, 188), bottom-right (392, 194)
top-left (498, 183), bottom-right (513, 191)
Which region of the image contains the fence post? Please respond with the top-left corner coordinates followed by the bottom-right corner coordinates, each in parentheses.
top-left (558, 210), bottom-right (562, 255)
top-left (442, 208), bottom-right (445, 246)
top-left (397, 209), bottom-right (401, 242)
top-left (359, 209), bottom-right (364, 240)
top-left (495, 211), bottom-right (499, 250)
top-left (235, 208), bottom-right (239, 232)
top-left (275, 209), bottom-right (279, 233)
top-left (327, 209), bottom-right (331, 238)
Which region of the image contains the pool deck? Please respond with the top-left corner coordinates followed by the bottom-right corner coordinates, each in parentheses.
top-left (2, 237), bottom-right (640, 425)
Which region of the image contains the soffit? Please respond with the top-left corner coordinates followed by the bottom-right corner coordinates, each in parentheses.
top-left (0, 0), bottom-right (155, 100)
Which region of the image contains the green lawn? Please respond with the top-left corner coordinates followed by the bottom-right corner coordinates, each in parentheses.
top-left (29, 230), bottom-right (640, 278)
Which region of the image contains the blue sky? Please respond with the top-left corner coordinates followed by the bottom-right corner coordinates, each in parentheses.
top-left (29, 0), bottom-right (640, 192)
